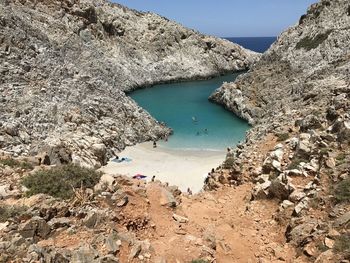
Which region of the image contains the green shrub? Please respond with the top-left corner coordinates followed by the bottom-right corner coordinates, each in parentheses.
top-left (287, 157), bottom-right (308, 170)
top-left (191, 260), bottom-right (208, 263)
top-left (223, 157), bottom-right (235, 169)
top-left (276, 133), bottom-right (289, 142)
top-left (22, 164), bottom-right (102, 199)
top-left (334, 233), bottom-right (350, 258)
top-left (0, 158), bottom-right (33, 170)
top-left (336, 153), bottom-right (347, 165)
top-left (334, 178), bottom-right (350, 202)
top-left (296, 30), bottom-right (332, 51)
top-left (0, 205), bottom-right (28, 222)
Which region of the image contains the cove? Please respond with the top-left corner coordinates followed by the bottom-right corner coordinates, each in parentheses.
top-left (130, 73), bottom-right (250, 151)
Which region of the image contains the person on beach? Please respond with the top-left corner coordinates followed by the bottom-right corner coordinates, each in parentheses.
top-left (153, 141), bottom-right (157, 148)
top-left (204, 128), bottom-right (208, 134)
top-left (187, 188), bottom-right (192, 195)
top-left (151, 175), bottom-right (155, 182)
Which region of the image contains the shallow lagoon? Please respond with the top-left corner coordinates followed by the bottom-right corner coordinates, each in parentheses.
top-left (130, 73), bottom-right (249, 151)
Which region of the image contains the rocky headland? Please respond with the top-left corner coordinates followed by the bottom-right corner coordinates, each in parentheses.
top-left (0, 0), bottom-right (259, 168)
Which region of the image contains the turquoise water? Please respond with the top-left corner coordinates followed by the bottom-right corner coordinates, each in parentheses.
top-left (130, 74), bottom-right (250, 151)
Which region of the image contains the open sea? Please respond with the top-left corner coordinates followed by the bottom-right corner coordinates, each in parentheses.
top-left (130, 37), bottom-right (275, 151)
top-left (225, 37), bottom-right (276, 53)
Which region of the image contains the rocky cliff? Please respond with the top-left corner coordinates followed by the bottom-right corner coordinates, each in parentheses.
top-left (211, 0), bottom-right (350, 129)
top-left (0, 0), bottom-right (259, 167)
top-left (208, 0), bottom-right (350, 261)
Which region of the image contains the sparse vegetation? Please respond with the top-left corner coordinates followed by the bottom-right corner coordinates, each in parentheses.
top-left (296, 30), bottom-right (332, 51)
top-left (334, 233), bottom-right (350, 259)
top-left (0, 205), bottom-right (28, 222)
top-left (287, 157), bottom-right (308, 170)
top-left (223, 157), bottom-right (235, 169)
top-left (276, 132), bottom-right (290, 142)
top-left (336, 153), bottom-right (347, 165)
top-left (334, 178), bottom-right (350, 203)
top-left (0, 158), bottom-right (33, 170)
top-left (191, 260), bottom-right (208, 263)
top-left (22, 164), bottom-right (102, 199)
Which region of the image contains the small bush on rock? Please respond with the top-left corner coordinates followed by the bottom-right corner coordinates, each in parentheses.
top-left (0, 205), bottom-right (28, 222)
top-left (334, 233), bottom-right (350, 259)
top-left (0, 158), bottom-right (33, 170)
top-left (223, 157), bottom-right (235, 169)
top-left (287, 157), bottom-right (308, 170)
top-left (296, 30), bottom-right (332, 51)
top-left (22, 164), bottom-right (102, 199)
top-left (276, 132), bottom-right (290, 142)
top-left (334, 178), bottom-right (350, 203)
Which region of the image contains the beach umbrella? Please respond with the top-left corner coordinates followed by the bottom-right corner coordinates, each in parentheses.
top-left (133, 174), bottom-right (147, 179)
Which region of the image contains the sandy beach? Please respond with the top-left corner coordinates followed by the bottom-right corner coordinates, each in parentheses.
top-left (101, 142), bottom-right (226, 193)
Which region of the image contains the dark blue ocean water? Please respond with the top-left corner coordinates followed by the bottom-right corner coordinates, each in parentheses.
top-left (226, 37), bottom-right (277, 53)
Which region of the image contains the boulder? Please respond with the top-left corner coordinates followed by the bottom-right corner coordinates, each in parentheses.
top-left (325, 157), bottom-right (336, 168)
top-left (280, 200), bottom-right (294, 210)
top-left (252, 180), bottom-right (271, 199)
top-left (289, 190), bottom-right (306, 203)
top-left (19, 217), bottom-right (51, 241)
top-left (71, 246), bottom-right (99, 263)
top-left (172, 214), bottom-right (189, 223)
top-left (159, 188), bottom-right (176, 208)
top-left (105, 233), bottom-right (121, 255)
top-left (332, 120), bottom-right (350, 144)
top-left (293, 197), bottom-right (309, 216)
top-left (128, 242), bottom-right (141, 260)
top-left (286, 220), bottom-right (318, 246)
top-left (286, 169), bottom-right (303, 177)
top-left (92, 143), bottom-right (107, 166)
top-left (83, 213), bottom-right (99, 228)
top-left (324, 237), bottom-right (335, 249)
top-left (315, 250), bottom-right (335, 263)
top-left (48, 218), bottom-right (72, 229)
top-left (116, 196), bottom-right (129, 207)
top-left (296, 133), bottom-right (312, 158)
top-left (298, 115), bottom-right (323, 132)
top-left (334, 211), bottom-right (350, 227)
top-left (269, 175), bottom-right (295, 200)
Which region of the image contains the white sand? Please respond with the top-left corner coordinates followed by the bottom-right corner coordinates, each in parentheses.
top-left (101, 142), bottom-right (226, 193)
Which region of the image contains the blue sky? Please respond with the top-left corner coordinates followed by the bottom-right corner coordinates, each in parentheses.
top-left (112, 0), bottom-right (319, 37)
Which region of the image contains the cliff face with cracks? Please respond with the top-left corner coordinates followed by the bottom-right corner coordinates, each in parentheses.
top-left (211, 0), bottom-right (350, 130)
top-left (208, 1), bottom-right (350, 261)
top-left (0, 0), bottom-right (259, 167)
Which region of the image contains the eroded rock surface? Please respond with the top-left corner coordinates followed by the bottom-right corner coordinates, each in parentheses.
top-left (0, 0), bottom-right (259, 167)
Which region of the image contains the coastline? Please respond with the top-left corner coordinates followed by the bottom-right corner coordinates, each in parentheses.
top-left (100, 142), bottom-right (226, 193)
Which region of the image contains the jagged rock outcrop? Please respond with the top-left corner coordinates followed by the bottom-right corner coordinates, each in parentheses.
top-left (211, 0), bottom-right (350, 130)
top-left (207, 1), bottom-right (350, 261)
top-left (0, 0), bottom-right (259, 167)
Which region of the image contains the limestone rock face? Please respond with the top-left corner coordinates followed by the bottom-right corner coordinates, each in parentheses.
top-left (0, 0), bottom-right (259, 166)
top-left (211, 0), bottom-right (350, 131)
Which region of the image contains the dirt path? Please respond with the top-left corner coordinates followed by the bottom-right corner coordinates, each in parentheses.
top-left (143, 183), bottom-right (298, 262)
